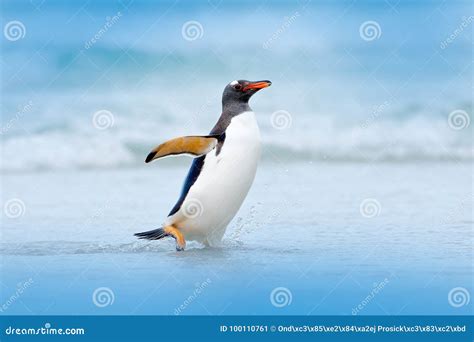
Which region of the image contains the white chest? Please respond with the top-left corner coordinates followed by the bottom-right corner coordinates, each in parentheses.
top-left (170, 111), bottom-right (261, 244)
top-left (219, 111), bottom-right (261, 162)
top-left (197, 111), bottom-right (261, 199)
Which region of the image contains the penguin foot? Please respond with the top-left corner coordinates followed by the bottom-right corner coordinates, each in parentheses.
top-left (164, 225), bottom-right (186, 252)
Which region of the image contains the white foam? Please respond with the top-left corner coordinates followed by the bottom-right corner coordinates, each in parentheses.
top-left (0, 114), bottom-right (472, 173)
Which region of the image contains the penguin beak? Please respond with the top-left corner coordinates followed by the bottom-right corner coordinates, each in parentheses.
top-left (243, 80), bottom-right (272, 91)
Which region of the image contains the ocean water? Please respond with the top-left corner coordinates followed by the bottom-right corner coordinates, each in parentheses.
top-left (0, 163), bottom-right (472, 315)
top-left (1, 0), bottom-right (473, 316)
top-left (1, 0), bottom-right (472, 171)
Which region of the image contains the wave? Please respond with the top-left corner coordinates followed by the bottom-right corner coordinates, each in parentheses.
top-left (0, 241), bottom-right (192, 256)
top-left (1, 0), bottom-right (471, 173)
top-left (0, 115), bottom-right (471, 173)
top-left (0, 238), bottom-right (299, 256)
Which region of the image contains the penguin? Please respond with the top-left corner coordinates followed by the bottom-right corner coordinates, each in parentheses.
top-left (135, 80), bottom-right (272, 251)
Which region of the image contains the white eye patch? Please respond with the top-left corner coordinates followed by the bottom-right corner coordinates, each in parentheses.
top-left (229, 80), bottom-right (238, 86)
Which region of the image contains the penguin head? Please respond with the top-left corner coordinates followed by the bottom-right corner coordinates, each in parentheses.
top-left (222, 80), bottom-right (272, 107)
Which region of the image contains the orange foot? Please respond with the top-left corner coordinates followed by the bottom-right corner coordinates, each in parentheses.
top-left (164, 225), bottom-right (186, 251)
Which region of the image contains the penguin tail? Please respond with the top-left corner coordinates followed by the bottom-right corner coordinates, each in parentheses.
top-left (134, 227), bottom-right (168, 240)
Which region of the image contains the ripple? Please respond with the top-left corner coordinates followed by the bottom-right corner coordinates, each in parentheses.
top-left (0, 241), bottom-right (174, 256)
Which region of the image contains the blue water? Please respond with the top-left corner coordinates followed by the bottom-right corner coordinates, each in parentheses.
top-left (0, 0), bottom-right (473, 317)
top-left (1, 163), bottom-right (472, 315)
top-left (1, 0), bottom-right (472, 171)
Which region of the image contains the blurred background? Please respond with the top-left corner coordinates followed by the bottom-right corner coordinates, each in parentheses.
top-left (1, 0), bottom-right (472, 171)
top-left (0, 0), bottom-right (472, 316)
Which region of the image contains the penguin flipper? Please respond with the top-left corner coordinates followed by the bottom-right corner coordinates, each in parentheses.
top-left (145, 135), bottom-right (219, 163)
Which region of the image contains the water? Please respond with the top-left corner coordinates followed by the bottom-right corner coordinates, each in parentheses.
top-left (1, 163), bottom-right (472, 315)
top-left (0, 0), bottom-right (472, 316)
top-left (1, 0), bottom-right (472, 172)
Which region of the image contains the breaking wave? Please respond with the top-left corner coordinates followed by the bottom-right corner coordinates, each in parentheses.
top-left (1, 114), bottom-right (471, 173)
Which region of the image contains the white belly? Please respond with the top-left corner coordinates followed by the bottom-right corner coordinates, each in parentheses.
top-left (165, 111), bottom-right (261, 246)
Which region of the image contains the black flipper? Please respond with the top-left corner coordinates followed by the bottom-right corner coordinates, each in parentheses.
top-left (134, 228), bottom-right (168, 240)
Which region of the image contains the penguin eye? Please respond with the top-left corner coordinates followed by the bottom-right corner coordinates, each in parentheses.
top-left (234, 84), bottom-right (242, 91)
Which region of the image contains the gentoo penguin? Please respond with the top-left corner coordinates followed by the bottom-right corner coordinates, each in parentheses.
top-left (135, 80), bottom-right (271, 251)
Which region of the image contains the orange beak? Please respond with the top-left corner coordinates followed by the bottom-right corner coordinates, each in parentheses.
top-left (242, 80), bottom-right (272, 91)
